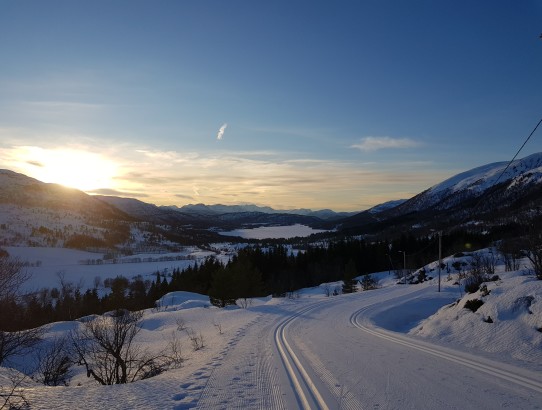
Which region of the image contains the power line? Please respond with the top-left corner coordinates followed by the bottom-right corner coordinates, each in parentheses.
top-left (490, 117), bottom-right (542, 188)
top-left (464, 116), bottom-right (542, 221)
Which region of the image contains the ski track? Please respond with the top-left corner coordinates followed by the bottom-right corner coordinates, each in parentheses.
top-left (274, 300), bottom-right (332, 410)
top-left (174, 314), bottom-right (285, 410)
top-left (350, 303), bottom-right (542, 396)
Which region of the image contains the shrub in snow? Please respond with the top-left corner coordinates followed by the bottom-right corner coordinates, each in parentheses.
top-left (524, 227), bottom-right (542, 280)
top-left (34, 336), bottom-right (71, 386)
top-left (497, 239), bottom-right (522, 272)
top-left (185, 328), bottom-right (205, 351)
top-left (71, 310), bottom-right (170, 385)
top-left (479, 284), bottom-right (490, 297)
top-left (417, 268), bottom-right (427, 282)
top-left (464, 299), bottom-right (484, 312)
top-left (360, 274), bottom-right (377, 290)
top-left (464, 275), bottom-right (486, 294)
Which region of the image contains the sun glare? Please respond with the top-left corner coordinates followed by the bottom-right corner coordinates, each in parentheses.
top-left (20, 147), bottom-right (118, 192)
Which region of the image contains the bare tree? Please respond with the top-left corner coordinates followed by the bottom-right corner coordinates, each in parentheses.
top-left (34, 336), bottom-right (72, 386)
top-left (0, 257), bottom-right (29, 302)
top-left (71, 310), bottom-right (167, 385)
top-left (524, 228), bottom-right (542, 280)
top-left (165, 331), bottom-right (185, 368)
top-left (497, 239), bottom-right (522, 272)
top-left (0, 372), bottom-right (30, 410)
top-left (0, 329), bottom-right (43, 367)
top-left (0, 255), bottom-right (42, 366)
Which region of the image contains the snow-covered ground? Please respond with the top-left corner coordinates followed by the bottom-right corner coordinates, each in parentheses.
top-left (2, 248), bottom-right (542, 409)
top-left (4, 246), bottom-right (225, 293)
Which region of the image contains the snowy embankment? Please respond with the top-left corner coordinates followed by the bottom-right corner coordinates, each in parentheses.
top-left (409, 271), bottom-right (542, 368)
top-left (2, 248), bottom-right (542, 409)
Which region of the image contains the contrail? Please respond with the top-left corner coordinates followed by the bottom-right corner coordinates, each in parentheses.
top-left (217, 123), bottom-right (228, 140)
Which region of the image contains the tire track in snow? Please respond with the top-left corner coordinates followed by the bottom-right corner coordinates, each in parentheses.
top-left (350, 304), bottom-right (542, 395)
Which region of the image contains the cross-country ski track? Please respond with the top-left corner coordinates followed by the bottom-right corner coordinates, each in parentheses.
top-left (266, 287), bottom-right (542, 409)
top-left (11, 279), bottom-right (542, 409)
top-left (191, 283), bottom-right (542, 409)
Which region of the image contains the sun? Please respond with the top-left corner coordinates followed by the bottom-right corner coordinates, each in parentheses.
top-left (20, 147), bottom-right (118, 192)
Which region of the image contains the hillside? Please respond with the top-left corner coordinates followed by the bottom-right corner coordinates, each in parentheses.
top-left (0, 170), bottom-right (134, 248)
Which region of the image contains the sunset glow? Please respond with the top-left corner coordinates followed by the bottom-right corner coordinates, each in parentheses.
top-left (16, 147), bottom-right (118, 192)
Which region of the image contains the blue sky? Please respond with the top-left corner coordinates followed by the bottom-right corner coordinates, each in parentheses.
top-left (1, 1), bottom-right (541, 211)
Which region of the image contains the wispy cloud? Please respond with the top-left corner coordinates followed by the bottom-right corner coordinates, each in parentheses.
top-left (89, 188), bottom-right (149, 198)
top-left (175, 193), bottom-right (195, 200)
top-left (217, 123), bottom-right (228, 140)
top-left (27, 160), bottom-right (44, 167)
top-left (351, 136), bottom-right (420, 152)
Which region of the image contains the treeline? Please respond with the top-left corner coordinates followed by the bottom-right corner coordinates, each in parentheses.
top-left (3, 231), bottom-right (494, 331)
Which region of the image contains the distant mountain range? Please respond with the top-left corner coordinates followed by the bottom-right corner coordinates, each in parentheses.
top-left (1, 152), bottom-right (542, 248)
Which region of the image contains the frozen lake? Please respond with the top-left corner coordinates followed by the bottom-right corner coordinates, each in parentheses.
top-left (219, 224), bottom-right (328, 239)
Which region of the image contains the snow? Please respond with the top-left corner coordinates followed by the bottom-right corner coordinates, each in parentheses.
top-left (429, 152), bottom-right (542, 196)
top-left (219, 224), bottom-right (328, 239)
top-left (3, 246), bottom-right (217, 292)
top-left (409, 272), bottom-right (542, 367)
top-left (2, 248), bottom-right (542, 409)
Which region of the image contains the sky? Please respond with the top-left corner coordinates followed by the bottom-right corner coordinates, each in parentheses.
top-left (1, 1), bottom-right (541, 212)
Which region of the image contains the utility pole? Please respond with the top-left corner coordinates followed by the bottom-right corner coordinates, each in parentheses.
top-left (388, 243), bottom-right (392, 275)
top-left (438, 231), bottom-right (442, 293)
top-left (399, 251), bottom-right (406, 284)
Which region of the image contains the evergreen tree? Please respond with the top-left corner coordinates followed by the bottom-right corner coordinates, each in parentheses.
top-left (208, 266), bottom-right (236, 307)
top-left (342, 259), bottom-right (358, 294)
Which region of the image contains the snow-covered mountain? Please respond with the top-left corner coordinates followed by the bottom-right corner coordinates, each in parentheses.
top-left (342, 152), bottom-right (542, 234)
top-left (397, 152), bottom-right (542, 214)
top-left (0, 170), bottom-right (132, 248)
top-left (367, 199), bottom-right (407, 214)
top-left (0, 170), bottom-right (124, 218)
